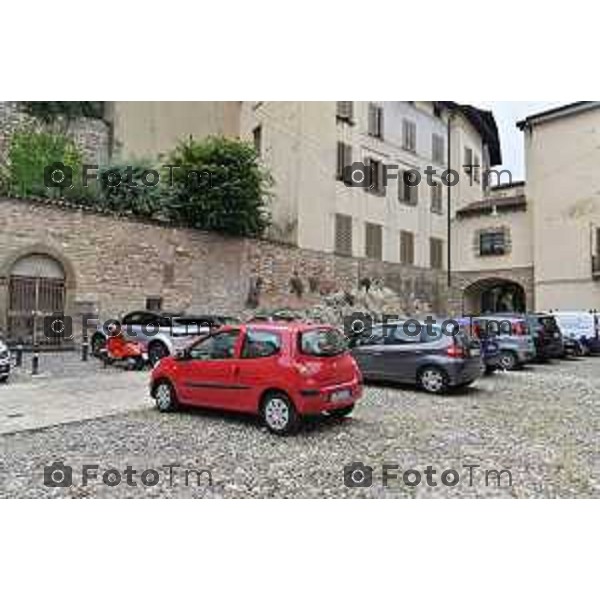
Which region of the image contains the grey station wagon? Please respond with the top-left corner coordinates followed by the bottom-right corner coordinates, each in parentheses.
top-left (350, 321), bottom-right (483, 394)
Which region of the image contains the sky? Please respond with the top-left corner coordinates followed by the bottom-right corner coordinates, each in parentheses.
top-left (465, 101), bottom-right (565, 181)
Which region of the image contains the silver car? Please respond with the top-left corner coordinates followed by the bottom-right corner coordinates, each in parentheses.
top-left (91, 311), bottom-right (239, 365)
top-left (470, 316), bottom-right (536, 370)
top-left (351, 321), bottom-right (483, 394)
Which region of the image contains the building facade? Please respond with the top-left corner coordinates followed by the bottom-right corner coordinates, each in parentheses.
top-left (519, 101), bottom-right (600, 311)
top-left (105, 101), bottom-right (501, 268)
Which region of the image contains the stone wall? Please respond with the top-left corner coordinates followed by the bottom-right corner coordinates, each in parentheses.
top-left (0, 196), bottom-right (449, 341)
top-left (0, 102), bottom-right (110, 165)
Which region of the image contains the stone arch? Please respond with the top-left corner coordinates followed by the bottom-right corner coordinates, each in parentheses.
top-left (0, 244), bottom-right (77, 344)
top-left (463, 277), bottom-right (526, 315)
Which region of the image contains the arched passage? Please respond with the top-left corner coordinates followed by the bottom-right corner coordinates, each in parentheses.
top-left (2, 249), bottom-right (74, 346)
top-left (463, 278), bottom-right (526, 315)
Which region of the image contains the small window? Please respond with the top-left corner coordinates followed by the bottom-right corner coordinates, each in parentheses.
top-left (336, 142), bottom-right (352, 181)
top-left (146, 297), bottom-right (163, 311)
top-left (300, 328), bottom-right (348, 357)
top-left (253, 126), bottom-right (262, 155)
top-left (365, 222), bottom-right (383, 260)
top-left (479, 231), bottom-right (506, 256)
top-left (464, 147), bottom-right (473, 174)
top-left (398, 171), bottom-right (418, 205)
top-left (368, 103), bottom-right (384, 139)
top-left (399, 230), bottom-right (414, 265)
top-left (335, 213), bottom-right (353, 256)
top-left (336, 101), bottom-right (354, 123)
top-left (432, 133), bottom-right (445, 164)
top-left (402, 119), bottom-right (417, 152)
top-left (241, 329), bottom-right (282, 359)
top-left (430, 183), bottom-right (443, 214)
top-left (430, 237), bottom-right (444, 269)
top-left (189, 330), bottom-right (240, 361)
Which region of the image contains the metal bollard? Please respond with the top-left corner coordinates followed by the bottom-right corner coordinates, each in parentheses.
top-left (81, 335), bottom-right (89, 362)
top-left (31, 344), bottom-right (40, 376)
top-left (14, 344), bottom-right (23, 368)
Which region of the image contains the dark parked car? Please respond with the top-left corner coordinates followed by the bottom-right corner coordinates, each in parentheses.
top-left (493, 312), bottom-right (564, 360)
top-left (350, 321), bottom-right (483, 394)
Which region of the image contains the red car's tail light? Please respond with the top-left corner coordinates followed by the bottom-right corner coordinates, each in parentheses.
top-left (446, 344), bottom-right (465, 358)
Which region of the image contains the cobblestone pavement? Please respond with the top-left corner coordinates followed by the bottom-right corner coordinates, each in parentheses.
top-left (0, 354), bottom-right (599, 498)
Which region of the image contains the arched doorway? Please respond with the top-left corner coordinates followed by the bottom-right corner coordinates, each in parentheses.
top-left (7, 254), bottom-right (67, 346)
top-left (463, 278), bottom-right (526, 315)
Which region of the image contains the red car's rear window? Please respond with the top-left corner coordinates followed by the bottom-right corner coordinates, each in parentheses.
top-left (299, 328), bottom-right (348, 357)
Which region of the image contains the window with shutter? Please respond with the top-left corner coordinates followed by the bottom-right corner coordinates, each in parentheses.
top-left (336, 142), bottom-right (352, 180)
top-left (402, 120), bottom-right (416, 152)
top-left (365, 223), bottom-right (383, 259)
top-left (432, 133), bottom-right (445, 164)
top-left (430, 237), bottom-right (444, 269)
top-left (464, 147), bottom-right (473, 174)
top-left (334, 214), bottom-right (353, 256)
top-left (399, 171), bottom-right (418, 205)
top-left (399, 230), bottom-right (415, 265)
top-left (368, 104), bottom-right (383, 139)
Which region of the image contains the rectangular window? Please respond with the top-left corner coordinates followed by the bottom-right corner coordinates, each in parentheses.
top-left (336, 142), bottom-right (352, 181)
top-left (430, 183), bottom-right (443, 214)
top-left (432, 133), bottom-right (445, 164)
top-left (402, 119), bottom-right (417, 152)
top-left (367, 158), bottom-right (385, 195)
top-left (365, 222), bottom-right (383, 260)
top-left (479, 231), bottom-right (506, 256)
top-left (253, 126), bottom-right (262, 154)
top-left (398, 170), bottom-right (418, 205)
top-left (334, 213), bottom-right (353, 256)
top-left (399, 230), bottom-right (414, 265)
top-left (145, 296), bottom-right (163, 311)
top-left (430, 237), bottom-right (444, 269)
top-left (368, 103), bottom-right (384, 139)
top-left (464, 147), bottom-right (473, 174)
top-left (336, 101), bottom-right (354, 123)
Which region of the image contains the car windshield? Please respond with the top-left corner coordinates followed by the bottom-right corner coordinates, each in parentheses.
top-left (300, 328), bottom-right (348, 357)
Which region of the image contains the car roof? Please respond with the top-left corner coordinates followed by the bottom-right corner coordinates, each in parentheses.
top-left (218, 322), bottom-right (338, 333)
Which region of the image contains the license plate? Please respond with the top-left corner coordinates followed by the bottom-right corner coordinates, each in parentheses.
top-left (470, 348), bottom-right (481, 357)
top-left (331, 389), bottom-right (352, 402)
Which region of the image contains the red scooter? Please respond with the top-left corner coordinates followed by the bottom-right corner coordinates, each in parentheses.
top-left (101, 327), bottom-right (148, 370)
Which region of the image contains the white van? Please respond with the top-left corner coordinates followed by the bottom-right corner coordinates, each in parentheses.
top-left (551, 312), bottom-right (600, 354)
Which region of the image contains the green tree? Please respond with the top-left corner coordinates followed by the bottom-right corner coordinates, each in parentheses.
top-left (164, 136), bottom-right (272, 236)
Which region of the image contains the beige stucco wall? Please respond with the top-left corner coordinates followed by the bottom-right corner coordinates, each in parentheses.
top-left (525, 106), bottom-right (600, 310)
top-left (453, 208), bottom-right (533, 272)
top-left (109, 101), bottom-right (241, 160)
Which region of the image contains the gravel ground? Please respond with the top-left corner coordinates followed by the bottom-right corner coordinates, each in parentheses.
top-left (1, 356), bottom-right (599, 498)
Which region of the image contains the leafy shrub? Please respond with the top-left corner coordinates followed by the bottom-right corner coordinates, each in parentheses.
top-left (89, 163), bottom-right (164, 218)
top-left (163, 136), bottom-right (272, 236)
top-left (0, 128), bottom-right (82, 198)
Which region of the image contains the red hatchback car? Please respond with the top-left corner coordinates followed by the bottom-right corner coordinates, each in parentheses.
top-left (150, 322), bottom-right (363, 434)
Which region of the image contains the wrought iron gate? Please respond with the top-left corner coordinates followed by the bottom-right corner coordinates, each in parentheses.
top-left (7, 275), bottom-right (67, 347)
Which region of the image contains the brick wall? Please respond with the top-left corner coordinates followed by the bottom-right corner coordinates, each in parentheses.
top-left (0, 196), bottom-right (449, 340)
